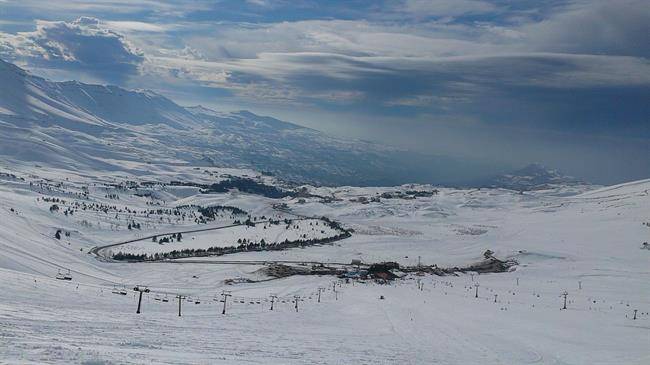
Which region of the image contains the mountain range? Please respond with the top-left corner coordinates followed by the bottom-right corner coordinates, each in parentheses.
top-left (0, 59), bottom-right (577, 188)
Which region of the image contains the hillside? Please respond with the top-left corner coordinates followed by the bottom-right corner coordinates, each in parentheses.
top-left (0, 164), bottom-right (648, 364)
top-left (0, 59), bottom-right (487, 186)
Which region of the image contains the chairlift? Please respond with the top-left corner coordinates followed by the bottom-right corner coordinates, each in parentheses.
top-left (119, 286), bottom-right (128, 295)
top-left (162, 295), bottom-right (169, 302)
top-left (194, 300), bottom-right (201, 304)
top-left (111, 285), bottom-right (121, 295)
top-left (154, 296), bottom-right (161, 301)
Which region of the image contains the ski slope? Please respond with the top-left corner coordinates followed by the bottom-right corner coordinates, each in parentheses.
top-left (0, 165), bottom-right (649, 364)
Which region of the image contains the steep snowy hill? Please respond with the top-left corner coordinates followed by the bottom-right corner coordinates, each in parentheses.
top-left (0, 59), bottom-right (487, 186)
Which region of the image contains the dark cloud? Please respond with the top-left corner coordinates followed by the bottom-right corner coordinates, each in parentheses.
top-left (524, 0), bottom-right (650, 57)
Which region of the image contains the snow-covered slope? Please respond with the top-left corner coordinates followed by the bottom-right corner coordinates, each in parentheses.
top-left (0, 59), bottom-right (196, 129)
top-left (0, 164), bottom-right (648, 364)
top-left (0, 59), bottom-right (482, 186)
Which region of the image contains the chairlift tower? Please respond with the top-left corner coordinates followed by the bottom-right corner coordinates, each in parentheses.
top-left (133, 286), bottom-right (150, 314)
top-left (221, 291), bottom-right (232, 315)
top-left (561, 291), bottom-right (568, 310)
top-left (270, 294), bottom-right (278, 311)
top-left (176, 294), bottom-right (186, 316)
top-left (293, 295), bottom-right (301, 312)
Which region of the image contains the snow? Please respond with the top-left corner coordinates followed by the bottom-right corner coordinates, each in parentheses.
top-left (0, 59), bottom-right (648, 364)
top-left (0, 165), bottom-right (648, 364)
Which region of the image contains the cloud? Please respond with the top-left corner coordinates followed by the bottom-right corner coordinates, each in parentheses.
top-left (0, 17), bottom-right (144, 82)
top-left (104, 21), bottom-right (168, 33)
top-left (147, 16), bottom-right (649, 108)
top-left (3, 2), bottom-right (648, 103)
top-left (522, 0), bottom-right (650, 57)
top-left (0, 0), bottom-right (202, 18)
top-left (400, 0), bottom-right (497, 18)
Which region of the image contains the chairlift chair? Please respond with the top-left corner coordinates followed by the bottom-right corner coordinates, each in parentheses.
top-left (56, 269), bottom-right (72, 281)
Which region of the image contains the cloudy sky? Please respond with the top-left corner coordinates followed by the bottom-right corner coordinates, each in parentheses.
top-left (0, 0), bottom-right (648, 183)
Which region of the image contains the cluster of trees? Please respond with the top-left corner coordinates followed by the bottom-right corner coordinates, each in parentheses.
top-left (54, 229), bottom-right (71, 240)
top-left (319, 216), bottom-right (346, 231)
top-left (202, 177), bottom-right (291, 199)
top-left (152, 232), bottom-right (182, 244)
top-left (379, 189), bottom-right (439, 199)
top-left (405, 189), bottom-right (439, 197)
top-left (113, 252), bottom-right (148, 261)
top-left (31, 180), bottom-right (87, 199)
top-left (196, 205), bottom-right (248, 220)
top-left (127, 221), bottom-right (142, 230)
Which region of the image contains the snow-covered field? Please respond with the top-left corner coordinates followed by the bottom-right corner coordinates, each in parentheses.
top-left (0, 165), bottom-right (649, 364)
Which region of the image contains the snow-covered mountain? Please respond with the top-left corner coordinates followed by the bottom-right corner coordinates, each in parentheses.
top-left (0, 59), bottom-right (488, 186)
top-left (485, 163), bottom-right (585, 191)
top-left (1, 57), bottom-right (648, 363)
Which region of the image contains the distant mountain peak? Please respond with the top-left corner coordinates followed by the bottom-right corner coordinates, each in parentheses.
top-left (487, 163), bottom-right (584, 191)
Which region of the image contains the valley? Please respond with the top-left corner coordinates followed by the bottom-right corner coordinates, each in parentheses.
top-left (0, 161), bottom-right (648, 364)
